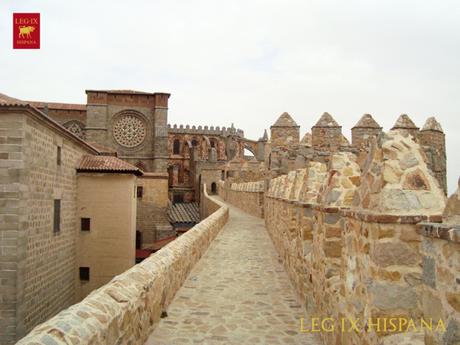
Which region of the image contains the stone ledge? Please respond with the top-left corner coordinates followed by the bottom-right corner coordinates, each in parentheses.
top-left (342, 210), bottom-right (443, 224)
top-left (417, 222), bottom-right (460, 243)
top-left (16, 194), bottom-right (229, 345)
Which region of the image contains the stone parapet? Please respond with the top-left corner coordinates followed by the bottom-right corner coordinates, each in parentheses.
top-left (218, 180), bottom-right (264, 218)
top-left (264, 134), bottom-right (448, 345)
top-left (16, 192), bottom-right (229, 345)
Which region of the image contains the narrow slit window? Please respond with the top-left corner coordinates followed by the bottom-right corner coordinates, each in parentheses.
top-left (53, 199), bottom-right (61, 233)
top-left (57, 146), bottom-right (62, 166)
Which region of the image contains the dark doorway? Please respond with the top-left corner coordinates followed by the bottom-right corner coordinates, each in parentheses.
top-left (211, 182), bottom-right (217, 194)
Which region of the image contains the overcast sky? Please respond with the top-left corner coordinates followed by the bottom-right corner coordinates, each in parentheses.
top-left (1, 0), bottom-right (459, 193)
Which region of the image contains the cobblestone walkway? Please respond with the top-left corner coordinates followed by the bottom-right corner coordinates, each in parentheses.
top-left (146, 198), bottom-right (321, 345)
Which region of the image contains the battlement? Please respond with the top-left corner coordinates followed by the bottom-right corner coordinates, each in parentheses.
top-left (167, 123), bottom-right (244, 137)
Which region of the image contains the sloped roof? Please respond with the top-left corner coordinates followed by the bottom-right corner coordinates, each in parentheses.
top-left (77, 155), bottom-right (142, 175)
top-left (272, 112), bottom-right (298, 127)
top-left (0, 93), bottom-right (23, 105)
top-left (392, 114), bottom-right (418, 129)
top-left (421, 117), bottom-right (443, 132)
top-left (168, 202), bottom-right (200, 223)
top-left (28, 101), bottom-right (86, 111)
top-left (0, 92), bottom-right (86, 111)
top-left (313, 112), bottom-right (340, 127)
top-left (353, 114), bottom-right (381, 129)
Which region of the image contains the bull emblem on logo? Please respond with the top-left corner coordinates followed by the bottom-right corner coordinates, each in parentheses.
top-left (18, 26), bottom-right (35, 39)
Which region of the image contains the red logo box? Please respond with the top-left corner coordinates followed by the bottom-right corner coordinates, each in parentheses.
top-left (13, 13), bottom-right (40, 49)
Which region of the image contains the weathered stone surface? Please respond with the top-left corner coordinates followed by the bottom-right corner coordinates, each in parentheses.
top-left (423, 256), bottom-right (436, 288)
top-left (324, 240), bottom-right (341, 258)
top-left (443, 319), bottom-right (460, 345)
top-left (446, 292), bottom-right (460, 312)
top-left (372, 242), bottom-right (420, 267)
top-left (422, 290), bottom-right (443, 321)
top-left (404, 272), bottom-right (422, 286)
top-left (368, 283), bottom-right (417, 310)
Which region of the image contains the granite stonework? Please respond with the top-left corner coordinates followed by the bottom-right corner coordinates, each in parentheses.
top-left (417, 181), bottom-right (460, 345)
top-left (218, 180), bottom-right (264, 218)
top-left (222, 129), bottom-right (454, 345)
top-left (15, 190), bottom-right (228, 345)
top-left (0, 105), bottom-right (100, 344)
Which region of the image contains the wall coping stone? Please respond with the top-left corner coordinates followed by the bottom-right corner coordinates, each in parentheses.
top-left (267, 195), bottom-right (443, 224)
top-left (417, 222), bottom-right (460, 243)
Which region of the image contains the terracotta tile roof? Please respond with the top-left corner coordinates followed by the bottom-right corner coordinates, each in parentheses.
top-left (152, 236), bottom-right (177, 251)
top-left (77, 155), bottom-right (143, 175)
top-left (0, 92), bottom-right (86, 111)
top-left (27, 101), bottom-right (86, 111)
top-left (0, 103), bottom-right (99, 154)
top-left (0, 93), bottom-right (24, 105)
top-left (168, 202), bottom-right (200, 223)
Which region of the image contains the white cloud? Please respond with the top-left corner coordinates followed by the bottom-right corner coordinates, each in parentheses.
top-left (0, 0), bottom-right (459, 192)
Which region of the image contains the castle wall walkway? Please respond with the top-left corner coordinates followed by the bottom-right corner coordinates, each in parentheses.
top-left (146, 198), bottom-right (321, 345)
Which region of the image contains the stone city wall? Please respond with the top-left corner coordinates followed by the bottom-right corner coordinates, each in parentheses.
top-left (16, 190), bottom-right (229, 345)
top-left (218, 180), bottom-right (265, 218)
top-left (265, 132), bottom-right (451, 345)
top-left (416, 184), bottom-right (460, 345)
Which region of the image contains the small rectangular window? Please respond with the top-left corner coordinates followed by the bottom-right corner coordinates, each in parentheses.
top-left (79, 267), bottom-right (90, 281)
top-left (137, 186), bottom-right (144, 198)
top-left (57, 146), bottom-right (62, 166)
top-left (53, 199), bottom-right (61, 233)
top-left (81, 218), bottom-right (90, 231)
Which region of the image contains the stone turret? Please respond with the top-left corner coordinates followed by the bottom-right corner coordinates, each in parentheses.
top-left (351, 113), bottom-right (382, 148)
top-left (419, 117), bottom-right (447, 194)
top-left (391, 114), bottom-right (419, 139)
top-left (311, 112), bottom-right (342, 152)
top-left (270, 112), bottom-right (300, 149)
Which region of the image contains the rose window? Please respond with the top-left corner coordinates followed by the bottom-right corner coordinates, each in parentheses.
top-left (113, 114), bottom-right (147, 148)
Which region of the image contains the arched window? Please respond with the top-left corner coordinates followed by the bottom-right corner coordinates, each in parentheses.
top-left (211, 182), bottom-right (217, 194)
top-left (210, 140), bottom-right (216, 148)
top-left (192, 139), bottom-right (198, 147)
top-left (173, 139), bottom-right (181, 154)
